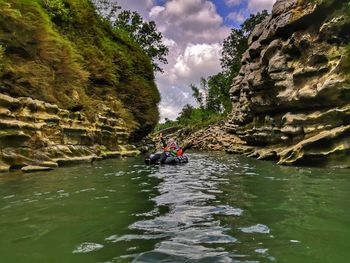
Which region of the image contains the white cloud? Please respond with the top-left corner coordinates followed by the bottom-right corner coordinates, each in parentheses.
top-left (170, 43), bottom-right (222, 83)
top-left (149, 5), bottom-right (165, 17)
top-left (158, 85), bottom-right (197, 121)
top-left (117, 0), bottom-right (155, 18)
top-left (157, 43), bottom-right (222, 120)
top-left (149, 0), bottom-right (230, 45)
top-left (162, 37), bottom-right (177, 49)
top-left (247, 0), bottom-right (276, 13)
top-left (115, 0), bottom-right (232, 121)
top-left (164, 0), bottom-right (201, 17)
top-left (159, 104), bottom-right (180, 121)
top-left (226, 10), bottom-right (246, 23)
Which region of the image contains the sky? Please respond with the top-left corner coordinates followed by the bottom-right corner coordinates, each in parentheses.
top-left (116, 0), bottom-right (277, 121)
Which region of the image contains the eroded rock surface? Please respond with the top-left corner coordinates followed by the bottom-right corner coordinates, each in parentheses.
top-left (0, 93), bottom-right (139, 173)
top-left (153, 0), bottom-right (350, 168)
top-left (224, 0), bottom-right (350, 167)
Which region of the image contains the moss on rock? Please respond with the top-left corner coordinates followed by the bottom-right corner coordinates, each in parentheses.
top-left (0, 0), bottom-right (160, 137)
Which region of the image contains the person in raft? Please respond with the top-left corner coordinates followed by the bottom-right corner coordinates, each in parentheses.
top-left (156, 133), bottom-right (195, 164)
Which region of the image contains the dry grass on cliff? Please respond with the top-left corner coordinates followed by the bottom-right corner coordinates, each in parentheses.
top-left (0, 0), bottom-right (160, 137)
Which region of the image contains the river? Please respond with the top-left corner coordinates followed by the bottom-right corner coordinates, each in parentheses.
top-left (0, 153), bottom-right (349, 263)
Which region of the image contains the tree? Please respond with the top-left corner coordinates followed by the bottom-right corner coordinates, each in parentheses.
top-left (190, 77), bottom-right (208, 109)
top-left (221, 28), bottom-right (246, 76)
top-left (221, 10), bottom-right (269, 76)
top-left (114, 10), bottom-right (169, 73)
top-left (241, 10), bottom-right (269, 35)
top-left (188, 11), bottom-right (270, 116)
top-left (42, 0), bottom-right (71, 25)
top-left (177, 104), bottom-right (193, 122)
top-left (206, 73), bottom-right (232, 113)
top-left (92, 1), bottom-right (168, 73)
top-left (91, 0), bottom-right (121, 23)
top-left (190, 84), bottom-right (203, 108)
top-left (162, 10), bottom-right (271, 127)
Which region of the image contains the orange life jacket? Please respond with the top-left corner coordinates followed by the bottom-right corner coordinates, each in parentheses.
top-left (177, 149), bottom-right (183, 156)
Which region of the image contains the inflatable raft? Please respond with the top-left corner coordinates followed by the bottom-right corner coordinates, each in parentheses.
top-left (145, 152), bottom-right (189, 165)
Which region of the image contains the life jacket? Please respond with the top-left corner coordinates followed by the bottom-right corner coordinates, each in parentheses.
top-left (169, 148), bottom-right (183, 157)
top-left (168, 142), bottom-right (184, 157)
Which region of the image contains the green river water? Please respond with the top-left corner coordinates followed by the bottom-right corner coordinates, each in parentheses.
top-left (0, 153), bottom-right (349, 263)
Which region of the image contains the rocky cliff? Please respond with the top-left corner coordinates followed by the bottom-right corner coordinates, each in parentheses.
top-left (224, 0), bottom-right (350, 167)
top-left (0, 0), bottom-right (159, 172)
top-left (0, 93), bottom-right (139, 173)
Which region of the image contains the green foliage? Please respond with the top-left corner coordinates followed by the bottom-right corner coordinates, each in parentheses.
top-left (221, 10), bottom-right (269, 75)
top-left (0, 0), bottom-right (160, 138)
top-left (91, 0), bottom-right (121, 23)
top-left (154, 118), bottom-right (179, 132)
top-left (221, 28), bottom-right (246, 75)
top-left (118, 76), bottom-right (160, 140)
top-left (92, 1), bottom-right (169, 73)
top-left (158, 11), bottom-right (270, 132)
top-left (0, 45), bottom-right (4, 71)
top-left (207, 73), bottom-right (232, 113)
top-left (213, 10), bottom-right (270, 112)
top-left (177, 107), bottom-right (224, 128)
top-left (177, 104), bottom-right (194, 121)
top-left (41, 0), bottom-right (71, 24)
top-left (156, 106), bottom-right (223, 132)
top-left (190, 73), bottom-right (232, 114)
top-left (241, 10), bottom-right (269, 34)
top-left (0, 1), bottom-right (22, 19)
top-left (114, 10), bottom-right (169, 73)
top-left (190, 81), bottom-right (205, 109)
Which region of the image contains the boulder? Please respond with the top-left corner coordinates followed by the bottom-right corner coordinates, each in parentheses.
top-left (21, 166), bottom-right (54, 173)
top-left (272, 0), bottom-right (297, 17)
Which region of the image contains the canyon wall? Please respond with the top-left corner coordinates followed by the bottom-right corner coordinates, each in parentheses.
top-left (0, 93), bottom-right (139, 172)
top-left (225, 0), bottom-right (350, 167)
top-left (0, 0), bottom-right (160, 172)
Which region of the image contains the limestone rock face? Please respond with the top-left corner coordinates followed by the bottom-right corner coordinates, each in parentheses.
top-left (226, 0), bottom-right (350, 167)
top-left (0, 93), bottom-right (139, 173)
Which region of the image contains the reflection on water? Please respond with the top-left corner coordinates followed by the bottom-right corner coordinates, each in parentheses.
top-left (0, 153), bottom-right (349, 263)
top-left (131, 158), bottom-right (242, 263)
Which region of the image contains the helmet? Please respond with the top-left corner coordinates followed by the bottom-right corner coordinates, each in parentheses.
top-left (169, 141), bottom-right (179, 150)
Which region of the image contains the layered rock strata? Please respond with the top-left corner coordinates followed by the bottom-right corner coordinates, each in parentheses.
top-left (0, 93), bottom-right (139, 173)
top-left (226, 0), bottom-right (350, 167)
top-left (154, 125), bottom-right (248, 155)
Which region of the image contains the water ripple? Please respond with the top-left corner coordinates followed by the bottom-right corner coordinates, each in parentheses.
top-left (126, 153), bottom-right (241, 262)
top-left (134, 241), bottom-right (232, 263)
top-left (106, 234), bottom-right (168, 242)
top-left (72, 242), bottom-right (104, 254)
top-left (239, 224), bottom-right (270, 234)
